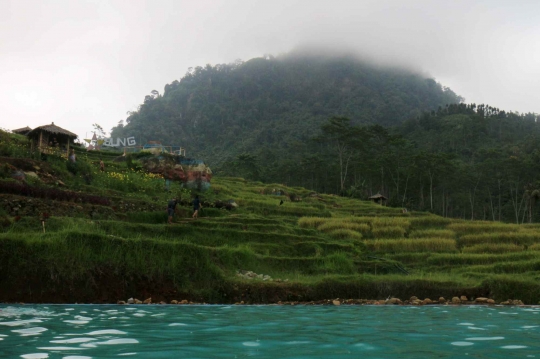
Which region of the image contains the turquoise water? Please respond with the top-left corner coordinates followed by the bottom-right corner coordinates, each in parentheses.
top-left (0, 305), bottom-right (538, 358)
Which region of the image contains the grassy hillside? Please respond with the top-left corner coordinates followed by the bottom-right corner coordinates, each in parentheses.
top-left (0, 131), bottom-right (539, 304)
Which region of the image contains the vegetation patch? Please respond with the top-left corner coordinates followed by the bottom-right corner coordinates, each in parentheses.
top-left (364, 238), bottom-right (457, 253)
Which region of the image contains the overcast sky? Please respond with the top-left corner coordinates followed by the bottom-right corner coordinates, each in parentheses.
top-left (1, 0), bottom-right (539, 140)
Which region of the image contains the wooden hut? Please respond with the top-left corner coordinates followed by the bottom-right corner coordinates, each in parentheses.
top-left (369, 193), bottom-right (388, 205)
top-left (26, 122), bottom-right (78, 155)
top-left (12, 126), bottom-right (32, 136)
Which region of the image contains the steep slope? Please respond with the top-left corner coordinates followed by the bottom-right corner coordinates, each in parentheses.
top-left (111, 51), bottom-right (461, 172)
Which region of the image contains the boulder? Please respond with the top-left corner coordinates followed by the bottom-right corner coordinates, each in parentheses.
top-left (475, 297), bottom-right (489, 303)
top-left (451, 297), bottom-right (461, 304)
top-left (460, 295), bottom-right (468, 302)
top-left (179, 300), bottom-right (188, 304)
top-left (487, 299), bottom-right (495, 304)
top-left (143, 297), bottom-right (152, 304)
top-left (332, 300), bottom-right (341, 306)
top-left (438, 297), bottom-right (446, 304)
top-left (386, 298), bottom-right (400, 305)
top-left (127, 297), bottom-right (134, 304)
top-left (410, 296), bottom-right (418, 302)
top-left (423, 298), bottom-right (433, 305)
top-left (170, 300), bottom-right (178, 304)
top-left (117, 300), bottom-right (126, 305)
top-left (134, 299), bottom-right (142, 304)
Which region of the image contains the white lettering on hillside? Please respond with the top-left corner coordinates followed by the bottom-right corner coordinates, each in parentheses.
top-left (103, 137), bottom-right (136, 147)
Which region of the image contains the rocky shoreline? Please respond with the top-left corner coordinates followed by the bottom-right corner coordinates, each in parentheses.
top-left (106, 295), bottom-right (527, 306)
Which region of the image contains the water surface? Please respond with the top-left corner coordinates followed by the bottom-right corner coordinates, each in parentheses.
top-left (1, 304), bottom-right (538, 358)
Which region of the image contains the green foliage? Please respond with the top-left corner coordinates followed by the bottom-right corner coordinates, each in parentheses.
top-left (364, 238), bottom-right (457, 253)
top-left (461, 243), bottom-right (524, 254)
top-left (458, 232), bottom-right (540, 247)
top-left (372, 226), bottom-right (406, 239)
top-left (409, 229), bottom-right (455, 239)
top-left (327, 229), bottom-right (363, 240)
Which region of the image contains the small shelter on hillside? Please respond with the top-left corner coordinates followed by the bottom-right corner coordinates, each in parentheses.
top-left (369, 193), bottom-right (388, 205)
top-left (12, 126), bottom-right (32, 136)
top-left (26, 122), bottom-right (78, 154)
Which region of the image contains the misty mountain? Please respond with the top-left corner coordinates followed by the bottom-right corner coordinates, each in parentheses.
top-left (111, 51), bottom-right (461, 174)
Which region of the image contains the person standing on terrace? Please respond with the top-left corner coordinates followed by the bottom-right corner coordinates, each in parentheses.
top-left (68, 149), bottom-right (76, 163)
top-left (192, 195), bottom-right (201, 219)
top-left (167, 198), bottom-right (177, 225)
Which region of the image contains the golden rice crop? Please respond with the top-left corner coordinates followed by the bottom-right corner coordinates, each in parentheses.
top-left (409, 216), bottom-right (452, 228)
top-left (327, 229), bottom-right (363, 240)
top-left (528, 243), bottom-right (540, 251)
top-left (364, 238), bottom-right (457, 253)
top-left (447, 222), bottom-right (520, 235)
top-left (372, 217), bottom-right (410, 229)
top-left (372, 226), bottom-right (406, 239)
top-left (409, 229), bottom-right (456, 239)
top-left (298, 217), bottom-right (327, 229)
top-left (318, 222), bottom-right (370, 234)
top-left (461, 243), bottom-right (524, 254)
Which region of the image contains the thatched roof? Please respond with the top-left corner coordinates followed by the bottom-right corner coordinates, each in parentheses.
top-left (28, 122), bottom-right (77, 138)
top-left (369, 193), bottom-right (387, 200)
top-left (12, 126), bottom-right (32, 134)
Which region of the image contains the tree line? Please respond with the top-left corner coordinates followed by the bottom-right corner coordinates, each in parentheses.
top-left (247, 104), bottom-right (540, 224)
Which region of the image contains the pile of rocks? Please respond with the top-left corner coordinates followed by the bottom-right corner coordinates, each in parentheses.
top-left (117, 297), bottom-right (195, 305)
top-left (235, 270), bottom-right (288, 282)
top-left (264, 296), bottom-right (526, 306)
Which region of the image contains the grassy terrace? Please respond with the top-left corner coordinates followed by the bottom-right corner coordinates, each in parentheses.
top-left (0, 131), bottom-right (539, 303)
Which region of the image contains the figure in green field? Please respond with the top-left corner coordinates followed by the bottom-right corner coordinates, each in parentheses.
top-left (192, 195), bottom-right (201, 219)
top-left (167, 197), bottom-right (177, 224)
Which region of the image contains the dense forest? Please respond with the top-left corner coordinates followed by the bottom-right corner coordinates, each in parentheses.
top-left (111, 50), bottom-right (460, 169)
top-left (111, 51), bottom-right (540, 223)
